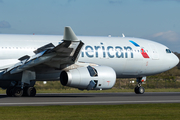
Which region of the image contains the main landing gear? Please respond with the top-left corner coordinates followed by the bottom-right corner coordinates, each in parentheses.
top-left (6, 70), bottom-right (37, 97)
top-left (6, 86), bottom-right (36, 97)
top-left (134, 77), bottom-right (146, 94)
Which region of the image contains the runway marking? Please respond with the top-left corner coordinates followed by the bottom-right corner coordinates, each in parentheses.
top-left (0, 100), bottom-right (180, 106)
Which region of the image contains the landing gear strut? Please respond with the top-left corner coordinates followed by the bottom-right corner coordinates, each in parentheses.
top-left (134, 77), bottom-right (146, 94)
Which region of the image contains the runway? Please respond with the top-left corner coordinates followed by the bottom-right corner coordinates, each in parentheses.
top-left (0, 92), bottom-right (180, 106)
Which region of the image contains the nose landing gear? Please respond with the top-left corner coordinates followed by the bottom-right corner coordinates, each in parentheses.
top-left (134, 77), bottom-right (146, 94)
top-left (134, 86), bottom-right (145, 94)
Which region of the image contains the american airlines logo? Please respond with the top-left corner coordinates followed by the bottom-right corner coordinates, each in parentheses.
top-left (129, 40), bottom-right (150, 58)
top-left (81, 43), bottom-right (134, 58)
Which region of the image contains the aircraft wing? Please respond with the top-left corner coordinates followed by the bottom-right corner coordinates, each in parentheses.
top-left (4, 27), bottom-right (84, 74)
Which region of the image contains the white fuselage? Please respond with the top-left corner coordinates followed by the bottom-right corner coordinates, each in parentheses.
top-left (0, 34), bottom-right (179, 78)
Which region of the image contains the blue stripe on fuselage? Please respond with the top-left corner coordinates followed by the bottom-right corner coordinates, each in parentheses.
top-left (129, 40), bottom-right (140, 47)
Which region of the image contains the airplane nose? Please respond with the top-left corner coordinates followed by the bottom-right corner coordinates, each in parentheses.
top-left (171, 53), bottom-right (179, 68)
top-left (161, 53), bottom-right (179, 72)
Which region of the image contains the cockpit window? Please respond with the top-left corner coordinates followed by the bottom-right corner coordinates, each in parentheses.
top-left (166, 49), bottom-right (171, 53)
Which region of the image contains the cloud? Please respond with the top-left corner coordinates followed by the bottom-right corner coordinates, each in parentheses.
top-left (0, 21), bottom-right (11, 28)
top-left (143, 31), bottom-right (180, 52)
top-left (151, 31), bottom-right (180, 42)
top-left (109, 0), bottom-right (122, 4)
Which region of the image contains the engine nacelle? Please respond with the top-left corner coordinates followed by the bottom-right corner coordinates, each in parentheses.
top-left (60, 66), bottom-right (116, 90)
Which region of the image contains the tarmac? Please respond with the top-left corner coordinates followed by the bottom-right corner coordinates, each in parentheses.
top-left (0, 92), bottom-right (180, 106)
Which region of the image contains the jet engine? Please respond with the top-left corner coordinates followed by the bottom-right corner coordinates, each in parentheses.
top-left (60, 66), bottom-right (116, 90)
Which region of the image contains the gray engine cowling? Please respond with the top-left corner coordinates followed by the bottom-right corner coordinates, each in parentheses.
top-left (60, 66), bottom-right (116, 90)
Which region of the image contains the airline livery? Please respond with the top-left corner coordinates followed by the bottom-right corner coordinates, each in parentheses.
top-left (0, 27), bottom-right (179, 97)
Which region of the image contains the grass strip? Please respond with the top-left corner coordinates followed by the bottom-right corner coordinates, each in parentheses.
top-left (0, 103), bottom-right (180, 120)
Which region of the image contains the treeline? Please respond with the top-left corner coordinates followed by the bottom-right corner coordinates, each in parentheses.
top-left (147, 52), bottom-right (180, 79)
top-left (174, 52), bottom-right (180, 69)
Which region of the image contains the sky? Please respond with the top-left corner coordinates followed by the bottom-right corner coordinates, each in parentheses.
top-left (0, 0), bottom-right (180, 52)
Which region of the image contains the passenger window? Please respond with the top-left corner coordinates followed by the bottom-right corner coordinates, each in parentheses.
top-left (166, 49), bottom-right (171, 53)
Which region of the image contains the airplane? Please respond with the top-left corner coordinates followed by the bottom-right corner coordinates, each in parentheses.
top-left (0, 27), bottom-right (179, 97)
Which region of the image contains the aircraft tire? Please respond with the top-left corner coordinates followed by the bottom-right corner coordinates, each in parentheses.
top-left (6, 87), bottom-right (14, 97)
top-left (138, 86), bottom-right (145, 94)
top-left (134, 86), bottom-right (139, 94)
top-left (27, 87), bottom-right (36, 97)
top-left (22, 87), bottom-right (28, 96)
top-left (12, 87), bottom-right (23, 97)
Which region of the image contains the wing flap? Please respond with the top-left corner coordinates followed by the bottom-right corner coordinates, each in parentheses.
top-left (10, 53), bottom-right (56, 74)
top-left (34, 43), bottom-right (55, 54)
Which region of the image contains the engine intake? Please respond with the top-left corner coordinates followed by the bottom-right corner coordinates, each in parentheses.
top-left (60, 66), bottom-right (116, 90)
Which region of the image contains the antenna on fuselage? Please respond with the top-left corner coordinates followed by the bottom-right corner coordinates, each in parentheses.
top-left (122, 33), bottom-right (125, 37)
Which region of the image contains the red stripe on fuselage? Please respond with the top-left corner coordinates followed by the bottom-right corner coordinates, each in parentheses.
top-left (141, 48), bottom-right (149, 58)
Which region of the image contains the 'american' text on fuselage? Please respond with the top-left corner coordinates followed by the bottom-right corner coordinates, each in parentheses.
top-left (81, 43), bottom-right (133, 58)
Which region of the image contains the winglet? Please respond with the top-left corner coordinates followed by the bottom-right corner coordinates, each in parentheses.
top-left (63, 26), bottom-right (78, 41)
